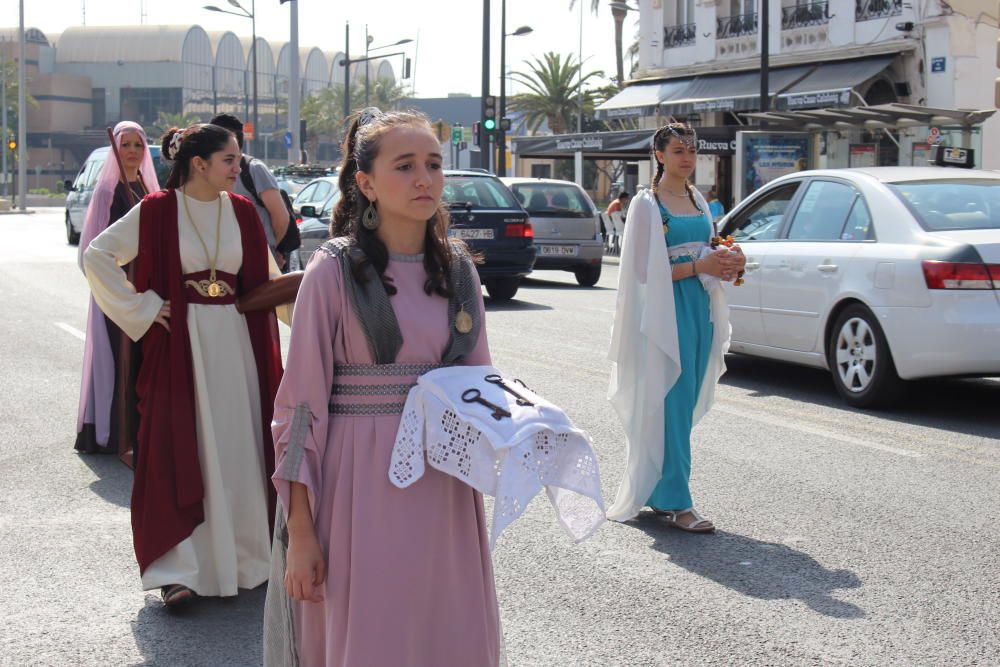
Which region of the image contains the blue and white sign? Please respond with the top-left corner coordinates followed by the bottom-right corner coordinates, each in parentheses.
top-left (931, 57), bottom-right (946, 73)
top-left (283, 131), bottom-right (293, 148)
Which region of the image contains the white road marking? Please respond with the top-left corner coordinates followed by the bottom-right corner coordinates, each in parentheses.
top-left (55, 322), bottom-right (86, 341)
top-left (717, 403), bottom-right (924, 458)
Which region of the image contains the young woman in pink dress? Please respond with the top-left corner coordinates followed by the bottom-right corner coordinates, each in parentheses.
top-left (263, 108), bottom-right (501, 666)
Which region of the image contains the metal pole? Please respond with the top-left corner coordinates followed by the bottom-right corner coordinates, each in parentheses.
top-left (575, 0), bottom-right (583, 186)
top-left (2, 39), bottom-right (8, 199)
top-left (288, 0), bottom-right (300, 163)
top-left (760, 0), bottom-right (770, 114)
top-left (251, 0), bottom-right (258, 156)
top-left (17, 0), bottom-right (27, 211)
top-left (364, 25), bottom-right (370, 108)
top-left (498, 0), bottom-right (507, 177)
top-left (343, 22), bottom-right (351, 123)
top-left (480, 0), bottom-right (490, 170)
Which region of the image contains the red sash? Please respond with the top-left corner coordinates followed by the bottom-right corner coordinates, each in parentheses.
top-left (131, 189), bottom-right (281, 573)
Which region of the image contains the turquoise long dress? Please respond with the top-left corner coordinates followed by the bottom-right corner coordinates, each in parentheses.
top-left (646, 200), bottom-right (715, 511)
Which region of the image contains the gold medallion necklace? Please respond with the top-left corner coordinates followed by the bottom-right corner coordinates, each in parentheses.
top-left (180, 188), bottom-right (224, 297)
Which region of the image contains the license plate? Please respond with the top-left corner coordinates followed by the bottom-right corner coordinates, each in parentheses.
top-left (539, 245), bottom-right (578, 256)
top-left (452, 228), bottom-right (494, 240)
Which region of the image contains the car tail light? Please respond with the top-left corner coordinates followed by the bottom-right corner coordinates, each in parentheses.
top-left (989, 264), bottom-right (1000, 287)
top-left (504, 222), bottom-right (533, 238)
top-left (921, 261), bottom-right (994, 289)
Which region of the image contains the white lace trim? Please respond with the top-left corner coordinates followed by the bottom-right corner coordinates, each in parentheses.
top-left (390, 365), bottom-right (606, 547)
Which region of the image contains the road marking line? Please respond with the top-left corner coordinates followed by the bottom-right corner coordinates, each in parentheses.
top-left (716, 403), bottom-right (924, 458)
top-left (55, 322), bottom-right (86, 341)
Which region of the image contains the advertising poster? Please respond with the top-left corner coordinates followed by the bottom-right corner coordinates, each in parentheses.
top-left (735, 132), bottom-right (811, 202)
top-left (849, 144), bottom-right (878, 168)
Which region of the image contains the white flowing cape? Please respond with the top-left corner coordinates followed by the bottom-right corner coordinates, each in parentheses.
top-left (606, 188), bottom-right (732, 521)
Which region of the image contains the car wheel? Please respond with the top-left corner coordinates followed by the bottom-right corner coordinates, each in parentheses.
top-left (66, 213), bottom-right (80, 245)
top-left (484, 277), bottom-right (520, 302)
top-left (574, 264), bottom-right (601, 287)
top-left (827, 304), bottom-right (905, 409)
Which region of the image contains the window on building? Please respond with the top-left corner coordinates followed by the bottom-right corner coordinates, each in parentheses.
top-left (119, 88), bottom-right (182, 126)
top-left (91, 88), bottom-right (106, 128)
top-left (675, 0), bottom-right (696, 24)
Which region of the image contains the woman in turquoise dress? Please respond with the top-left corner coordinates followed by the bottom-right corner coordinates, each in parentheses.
top-left (607, 122), bottom-right (744, 532)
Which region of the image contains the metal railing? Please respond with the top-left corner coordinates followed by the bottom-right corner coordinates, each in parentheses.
top-left (663, 23), bottom-right (697, 48)
top-left (856, 0), bottom-right (902, 21)
top-left (717, 13), bottom-right (759, 39)
top-left (782, 1), bottom-right (830, 29)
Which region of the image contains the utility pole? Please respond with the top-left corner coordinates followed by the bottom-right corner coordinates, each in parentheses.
top-left (17, 0), bottom-right (27, 211)
top-left (288, 0), bottom-right (300, 163)
top-left (760, 0), bottom-right (770, 115)
top-left (480, 0), bottom-right (490, 170)
top-left (343, 22), bottom-right (351, 122)
top-left (2, 37), bottom-right (8, 199)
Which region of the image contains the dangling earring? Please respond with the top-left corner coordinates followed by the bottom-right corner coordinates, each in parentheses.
top-left (362, 203), bottom-right (380, 230)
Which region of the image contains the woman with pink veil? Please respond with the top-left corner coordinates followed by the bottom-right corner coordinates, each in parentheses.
top-left (75, 121), bottom-right (160, 462)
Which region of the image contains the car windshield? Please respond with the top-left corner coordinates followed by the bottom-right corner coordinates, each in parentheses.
top-left (442, 177), bottom-right (520, 210)
top-left (510, 183), bottom-right (594, 218)
top-left (887, 179), bottom-right (1000, 231)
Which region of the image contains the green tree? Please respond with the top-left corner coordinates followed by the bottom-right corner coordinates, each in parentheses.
top-left (1, 58), bottom-right (38, 144)
top-left (508, 52), bottom-right (604, 134)
top-left (299, 79), bottom-right (409, 156)
top-left (568, 0), bottom-right (601, 12)
top-left (148, 111), bottom-right (202, 138)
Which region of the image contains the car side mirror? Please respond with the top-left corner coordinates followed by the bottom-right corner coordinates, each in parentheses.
top-left (64, 180), bottom-right (76, 192)
top-left (300, 205), bottom-right (317, 218)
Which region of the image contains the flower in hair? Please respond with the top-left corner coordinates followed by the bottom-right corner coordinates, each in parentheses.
top-left (358, 107), bottom-right (385, 127)
top-left (167, 131), bottom-right (184, 161)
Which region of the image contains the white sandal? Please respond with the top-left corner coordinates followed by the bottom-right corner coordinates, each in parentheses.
top-left (651, 507), bottom-right (715, 533)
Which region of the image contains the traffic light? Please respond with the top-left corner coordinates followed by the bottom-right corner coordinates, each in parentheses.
top-left (499, 117), bottom-right (511, 132)
top-left (6, 137), bottom-right (14, 151)
top-left (472, 121), bottom-right (481, 147)
top-left (482, 95), bottom-right (497, 137)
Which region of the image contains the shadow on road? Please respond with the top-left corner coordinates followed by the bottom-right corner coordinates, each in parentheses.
top-left (131, 585), bottom-right (265, 666)
top-left (520, 276), bottom-right (612, 292)
top-left (628, 514), bottom-right (865, 619)
top-left (722, 354), bottom-right (1000, 440)
top-left (78, 452), bottom-right (132, 508)
top-left (484, 299), bottom-right (553, 312)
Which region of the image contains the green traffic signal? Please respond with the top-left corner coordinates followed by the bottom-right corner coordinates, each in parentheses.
top-left (483, 118), bottom-right (497, 132)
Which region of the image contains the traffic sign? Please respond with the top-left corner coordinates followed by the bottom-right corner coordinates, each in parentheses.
top-left (283, 131), bottom-right (293, 149)
top-left (244, 122), bottom-right (255, 140)
top-left (451, 126), bottom-right (462, 145)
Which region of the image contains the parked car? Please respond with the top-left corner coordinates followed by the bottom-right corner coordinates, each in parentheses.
top-left (64, 145), bottom-right (168, 245)
top-left (443, 170), bottom-right (535, 301)
top-left (500, 177), bottom-right (604, 286)
top-left (290, 175), bottom-right (339, 217)
top-left (272, 164), bottom-right (336, 201)
top-left (295, 190), bottom-right (340, 268)
top-left (718, 166), bottom-right (1000, 408)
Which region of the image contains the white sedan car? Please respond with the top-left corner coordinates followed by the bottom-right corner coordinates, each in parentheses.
top-left (718, 166), bottom-right (1000, 408)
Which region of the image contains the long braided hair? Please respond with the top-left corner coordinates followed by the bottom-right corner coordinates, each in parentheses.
top-left (331, 108), bottom-right (456, 298)
top-left (651, 122), bottom-right (702, 214)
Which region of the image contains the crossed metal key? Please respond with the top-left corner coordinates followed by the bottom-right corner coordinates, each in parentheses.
top-left (484, 374), bottom-right (535, 407)
top-left (461, 389), bottom-right (512, 420)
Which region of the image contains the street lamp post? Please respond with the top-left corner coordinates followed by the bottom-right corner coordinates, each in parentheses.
top-left (609, 2), bottom-right (638, 88)
top-left (341, 24), bottom-right (412, 121)
top-left (365, 36), bottom-right (413, 107)
top-left (204, 0), bottom-right (258, 154)
top-left (498, 0), bottom-right (532, 177)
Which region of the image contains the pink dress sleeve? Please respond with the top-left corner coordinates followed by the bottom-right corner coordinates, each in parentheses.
top-left (271, 250), bottom-right (341, 519)
top-left (460, 263), bottom-right (492, 366)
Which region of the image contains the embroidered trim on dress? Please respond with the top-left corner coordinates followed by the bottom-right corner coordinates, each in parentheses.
top-left (328, 401), bottom-right (408, 416)
top-left (331, 382), bottom-right (416, 396)
top-left (389, 251), bottom-right (425, 263)
top-left (333, 362), bottom-right (445, 377)
top-left (278, 403), bottom-right (311, 481)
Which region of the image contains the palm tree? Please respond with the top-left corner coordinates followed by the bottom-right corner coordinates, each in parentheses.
top-left (299, 80), bottom-right (409, 156)
top-left (508, 52), bottom-right (604, 134)
top-left (148, 111), bottom-right (202, 137)
top-left (567, 0), bottom-right (601, 12)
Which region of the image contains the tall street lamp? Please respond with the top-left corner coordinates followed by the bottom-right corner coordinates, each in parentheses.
top-left (365, 32), bottom-right (412, 107)
top-left (204, 0), bottom-right (258, 154)
top-left (609, 2), bottom-right (638, 88)
top-left (498, 0), bottom-right (531, 177)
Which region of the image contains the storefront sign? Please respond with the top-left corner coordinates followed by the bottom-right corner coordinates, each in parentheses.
top-left (693, 98), bottom-right (736, 112)
top-left (784, 90), bottom-right (852, 109)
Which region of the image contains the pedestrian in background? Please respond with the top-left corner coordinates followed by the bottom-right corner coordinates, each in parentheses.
top-left (83, 123), bottom-right (284, 608)
top-left (707, 186), bottom-right (725, 222)
top-left (607, 122), bottom-right (744, 533)
top-left (263, 108), bottom-right (500, 666)
top-left (210, 113), bottom-right (291, 268)
top-left (75, 121), bottom-right (159, 462)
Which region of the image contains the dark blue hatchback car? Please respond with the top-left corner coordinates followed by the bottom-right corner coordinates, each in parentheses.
top-left (443, 170), bottom-right (536, 301)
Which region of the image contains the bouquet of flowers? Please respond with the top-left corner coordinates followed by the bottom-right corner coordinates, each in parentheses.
top-left (710, 235), bottom-right (745, 286)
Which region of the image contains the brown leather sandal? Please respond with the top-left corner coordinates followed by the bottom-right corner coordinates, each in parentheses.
top-left (161, 584), bottom-right (195, 608)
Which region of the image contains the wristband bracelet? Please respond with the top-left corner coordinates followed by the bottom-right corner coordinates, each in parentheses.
top-left (692, 259), bottom-right (699, 276)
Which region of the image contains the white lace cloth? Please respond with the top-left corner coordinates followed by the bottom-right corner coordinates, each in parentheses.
top-left (390, 365), bottom-right (606, 547)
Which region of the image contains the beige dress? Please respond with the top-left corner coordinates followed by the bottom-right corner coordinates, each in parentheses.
top-left (84, 190), bottom-right (280, 596)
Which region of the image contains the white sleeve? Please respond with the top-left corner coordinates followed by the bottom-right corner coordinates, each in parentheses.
top-left (82, 202), bottom-right (165, 342)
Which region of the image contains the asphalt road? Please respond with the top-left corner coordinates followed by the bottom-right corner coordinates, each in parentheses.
top-left (1, 209), bottom-right (997, 666)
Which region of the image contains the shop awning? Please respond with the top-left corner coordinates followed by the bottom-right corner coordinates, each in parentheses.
top-left (510, 126), bottom-right (739, 159)
top-left (595, 56), bottom-right (896, 119)
top-left (742, 103), bottom-right (996, 130)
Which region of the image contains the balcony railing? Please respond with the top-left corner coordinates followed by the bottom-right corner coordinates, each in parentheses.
top-left (663, 23), bottom-right (697, 48)
top-left (782, 1), bottom-right (830, 29)
top-left (717, 13), bottom-right (759, 39)
top-left (856, 0), bottom-right (902, 21)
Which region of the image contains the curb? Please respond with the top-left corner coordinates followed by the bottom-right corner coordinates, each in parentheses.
top-left (602, 254), bottom-right (620, 266)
